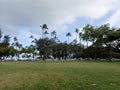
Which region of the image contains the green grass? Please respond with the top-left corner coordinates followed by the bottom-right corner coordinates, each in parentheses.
top-left (0, 61), bottom-right (120, 90)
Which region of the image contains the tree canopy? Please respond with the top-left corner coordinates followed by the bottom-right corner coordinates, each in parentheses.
top-left (0, 24), bottom-right (120, 61)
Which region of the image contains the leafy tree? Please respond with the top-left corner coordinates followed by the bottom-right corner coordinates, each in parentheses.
top-left (82, 24), bottom-right (94, 47)
top-left (8, 46), bottom-right (17, 60)
top-left (2, 35), bottom-right (10, 47)
top-left (35, 38), bottom-right (56, 60)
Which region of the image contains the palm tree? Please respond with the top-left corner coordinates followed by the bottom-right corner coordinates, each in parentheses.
top-left (14, 37), bottom-right (17, 42)
top-left (29, 35), bottom-right (36, 44)
top-left (3, 35), bottom-right (10, 46)
top-left (40, 24), bottom-right (48, 39)
top-left (29, 35), bottom-right (34, 39)
top-left (44, 30), bottom-right (49, 37)
top-left (51, 30), bottom-right (56, 39)
top-left (79, 28), bottom-right (84, 45)
top-left (66, 32), bottom-right (71, 43)
top-left (79, 32), bottom-right (82, 44)
top-left (12, 37), bottom-right (17, 48)
top-left (75, 28), bottom-right (79, 44)
top-left (0, 29), bottom-right (2, 42)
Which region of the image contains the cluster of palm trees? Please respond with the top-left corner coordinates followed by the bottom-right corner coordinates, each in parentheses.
top-left (38, 23), bottom-right (120, 60)
top-left (0, 23), bottom-right (120, 61)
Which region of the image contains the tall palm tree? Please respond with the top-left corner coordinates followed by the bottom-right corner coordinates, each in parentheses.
top-left (44, 30), bottom-right (49, 37)
top-left (14, 37), bottom-right (17, 42)
top-left (29, 35), bottom-right (35, 43)
top-left (12, 37), bottom-right (18, 49)
top-left (79, 28), bottom-right (84, 45)
top-left (66, 32), bottom-right (71, 43)
top-left (29, 35), bottom-right (34, 39)
top-left (79, 32), bottom-right (82, 44)
top-left (0, 29), bottom-right (2, 42)
top-left (75, 28), bottom-right (79, 44)
top-left (51, 30), bottom-right (56, 39)
top-left (40, 24), bottom-right (48, 39)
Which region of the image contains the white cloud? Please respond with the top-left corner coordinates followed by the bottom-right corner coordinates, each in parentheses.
top-left (1, 0), bottom-right (119, 27)
top-left (105, 10), bottom-right (120, 27)
top-left (0, 0), bottom-right (120, 46)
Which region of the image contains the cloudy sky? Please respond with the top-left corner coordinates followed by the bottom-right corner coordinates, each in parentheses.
top-left (0, 0), bottom-right (120, 46)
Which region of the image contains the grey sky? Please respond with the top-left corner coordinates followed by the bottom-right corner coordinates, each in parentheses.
top-left (0, 0), bottom-right (120, 46)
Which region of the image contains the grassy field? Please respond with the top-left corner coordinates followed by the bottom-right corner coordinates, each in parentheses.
top-left (0, 61), bottom-right (120, 90)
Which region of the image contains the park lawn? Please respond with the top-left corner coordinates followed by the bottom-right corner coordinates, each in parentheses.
top-left (0, 61), bottom-right (120, 90)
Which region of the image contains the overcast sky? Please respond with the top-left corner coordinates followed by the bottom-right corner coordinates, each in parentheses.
top-left (0, 0), bottom-right (120, 46)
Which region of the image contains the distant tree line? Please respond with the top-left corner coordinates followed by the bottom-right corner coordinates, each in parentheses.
top-left (0, 23), bottom-right (120, 61)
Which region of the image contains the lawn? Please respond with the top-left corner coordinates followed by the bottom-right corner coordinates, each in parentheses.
top-left (0, 61), bottom-right (120, 90)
